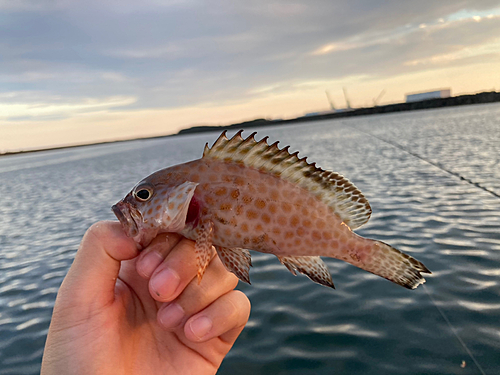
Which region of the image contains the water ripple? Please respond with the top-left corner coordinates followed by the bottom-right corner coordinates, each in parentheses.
top-left (2, 104), bottom-right (500, 374)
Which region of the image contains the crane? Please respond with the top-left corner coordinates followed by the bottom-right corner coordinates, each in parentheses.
top-left (373, 89), bottom-right (386, 106)
top-left (325, 90), bottom-right (335, 110)
top-left (343, 87), bottom-right (352, 110)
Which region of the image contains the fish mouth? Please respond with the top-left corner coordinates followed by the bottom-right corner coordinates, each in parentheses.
top-left (112, 202), bottom-right (139, 238)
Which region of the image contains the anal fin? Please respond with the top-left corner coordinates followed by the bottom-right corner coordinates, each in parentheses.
top-left (278, 255), bottom-right (334, 289)
top-left (215, 246), bottom-right (252, 284)
top-left (195, 221), bottom-right (215, 283)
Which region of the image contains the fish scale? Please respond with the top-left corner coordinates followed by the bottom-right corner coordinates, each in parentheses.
top-left (112, 130), bottom-right (430, 290)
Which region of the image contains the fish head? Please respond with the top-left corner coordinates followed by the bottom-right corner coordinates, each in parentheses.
top-left (112, 178), bottom-right (199, 248)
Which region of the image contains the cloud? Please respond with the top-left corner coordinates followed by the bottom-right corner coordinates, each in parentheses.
top-left (0, 92), bottom-right (136, 121)
top-left (1, 0), bottom-right (500, 151)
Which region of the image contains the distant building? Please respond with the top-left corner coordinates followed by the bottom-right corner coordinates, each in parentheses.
top-left (405, 89), bottom-right (451, 103)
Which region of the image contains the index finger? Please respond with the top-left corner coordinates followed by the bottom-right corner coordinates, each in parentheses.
top-left (136, 233), bottom-right (183, 278)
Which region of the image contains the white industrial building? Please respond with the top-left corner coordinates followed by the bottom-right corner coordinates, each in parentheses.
top-left (405, 89), bottom-right (451, 103)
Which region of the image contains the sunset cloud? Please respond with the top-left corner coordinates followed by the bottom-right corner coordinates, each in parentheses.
top-left (1, 1), bottom-right (500, 151)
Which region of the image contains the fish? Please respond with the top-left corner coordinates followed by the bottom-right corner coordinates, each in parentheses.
top-left (112, 130), bottom-right (430, 289)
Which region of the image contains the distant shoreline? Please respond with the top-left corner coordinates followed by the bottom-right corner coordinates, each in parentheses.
top-left (2, 90), bottom-right (499, 157)
top-left (178, 90), bottom-right (500, 135)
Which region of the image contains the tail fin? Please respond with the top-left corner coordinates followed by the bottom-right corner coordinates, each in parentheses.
top-left (360, 240), bottom-right (431, 289)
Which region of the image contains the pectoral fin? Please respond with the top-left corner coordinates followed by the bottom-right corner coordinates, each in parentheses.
top-left (278, 255), bottom-right (334, 289)
top-left (215, 246), bottom-right (252, 284)
top-left (194, 220), bottom-right (215, 283)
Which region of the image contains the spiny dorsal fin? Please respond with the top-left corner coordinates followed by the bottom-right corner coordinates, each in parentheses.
top-left (203, 130), bottom-right (372, 229)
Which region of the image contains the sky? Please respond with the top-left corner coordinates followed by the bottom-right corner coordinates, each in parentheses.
top-left (1, 0), bottom-right (500, 152)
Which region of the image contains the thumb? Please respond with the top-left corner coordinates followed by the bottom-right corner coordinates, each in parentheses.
top-left (60, 221), bottom-right (139, 308)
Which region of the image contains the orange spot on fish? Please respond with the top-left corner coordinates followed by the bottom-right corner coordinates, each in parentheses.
top-left (285, 231), bottom-right (294, 239)
top-left (270, 189), bottom-right (279, 200)
top-left (297, 227), bottom-right (306, 236)
top-left (205, 196), bottom-right (215, 205)
top-left (302, 219), bottom-right (312, 228)
top-left (246, 210), bottom-right (258, 220)
top-left (231, 189), bottom-right (240, 199)
top-left (257, 184), bottom-right (267, 194)
top-left (290, 215), bottom-right (300, 227)
top-left (269, 203), bottom-right (277, 214)
top-left (281, 202), bottom-right (292, 213)
top-left (241, 223), bottom-right (249, 232)
top-left (242, 195), bottom-right (253, 204)
top-left (234, 176), bottom-right (245, 186)
top-left (312, 230), bottom-right (322, 241)
top-left (301, 207), bottom-right (309, 216)
top-left (277, 216), bottom-right (287, 226)
top-left (168, 202), bottom-right (175, 210)
top-left (222, 174), bottom-right (232, 183)
top-left (323, 231), bottom-right (333, 240)
top-left (147, 208), bottom-right (153, 215)
top-left (215, 187), bottom-right (227, 196)
top-left (255, 223), bottom-right (263, 231)
top-left (261, 213), bottom-right (271, 223)
top-left (316, 219), bottom-right (326, 230)
top-left (294, 238), bottom-right (302, 246)
top-left (272, 227), bottom-right (281, 235)
top-left (209, 174), bottom-right (218, 182)
top-left (220, 203), bottom-right (232, 211)
top-left (255, 199), bottom-right (266, 209)
top-left (190, 174), bottom-right (200, 182)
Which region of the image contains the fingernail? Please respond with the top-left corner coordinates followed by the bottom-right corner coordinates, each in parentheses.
top-left (189, 316), bottom-right (213, 340)
top-left (137, 251), bottom-right (163, 278)
top-left (151, 268), bottom-right (180, 300)
top-left (159, 303), bottom-right (184, 330)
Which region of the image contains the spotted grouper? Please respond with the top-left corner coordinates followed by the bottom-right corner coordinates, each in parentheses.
top-left (112, 130), bottom-right (430, 289)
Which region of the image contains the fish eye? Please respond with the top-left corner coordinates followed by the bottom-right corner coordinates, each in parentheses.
top-left (134, 187), bottom-right (153, 201)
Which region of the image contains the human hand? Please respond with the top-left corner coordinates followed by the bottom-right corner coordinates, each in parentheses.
top-left (41, 221), bottom-right (250, 375)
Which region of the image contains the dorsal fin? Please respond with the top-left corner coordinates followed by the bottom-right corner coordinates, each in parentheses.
top-left (203, 130), bottom-right (372, 229)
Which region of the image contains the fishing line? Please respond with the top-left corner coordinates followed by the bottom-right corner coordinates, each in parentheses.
top-left (354, 127), bottom-right (489, 374)
top-left (423, 285), bottom-right (487, 375)
top-left (355, 128), bottom-right (500, 199)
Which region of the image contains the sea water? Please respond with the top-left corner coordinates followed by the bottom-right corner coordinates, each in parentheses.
top-left (1, 103), bottom-right (499, 374)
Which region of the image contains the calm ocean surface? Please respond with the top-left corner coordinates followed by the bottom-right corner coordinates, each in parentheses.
top-left (1, 103), bottom-right (500, 374)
